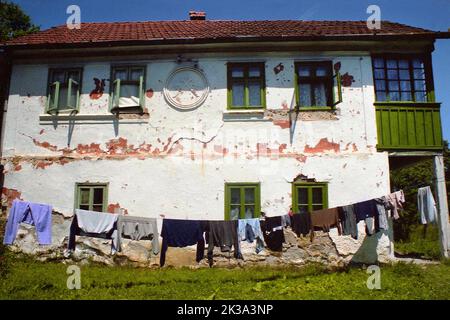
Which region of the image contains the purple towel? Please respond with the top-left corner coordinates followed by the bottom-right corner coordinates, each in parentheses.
top-left (3, 200), bottom-right (53, 245)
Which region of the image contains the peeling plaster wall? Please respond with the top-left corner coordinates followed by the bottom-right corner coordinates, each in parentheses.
top-left (1, 53), bottom-right (393, 263)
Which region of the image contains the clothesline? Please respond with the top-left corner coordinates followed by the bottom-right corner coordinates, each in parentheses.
top-left (2, 189), bottom-right (409, 268)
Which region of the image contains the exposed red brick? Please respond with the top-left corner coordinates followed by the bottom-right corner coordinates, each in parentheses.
top-left (168, 141), bottom-right (184, 154)
top-left (75, 143), bottom-right (102, 155)
top-left (213, 145), bottom-right (228, 156)
top-left (107, 203), bottom-right (120, 213)
top-left (32, 139), bottom-right (58, 152)
top-left (296, 155), bottom-right (307, 163)
top-left (34, 160), bottom-right (52, 169)
top-left (273, 119), bottom-right (290, 129)
top-left (278, 143), bottom-right (287, 153)
top-left (2, 187), bottom-right (22, 207)
top-left (106, 137), bottom-right (138, 155)
top-left (304, 138), bottom-right (340, 153)
top-left (13, 164), bottom-right (22, 171)
top-left (146, 89), bottom-right (154, 99)
top-left (107, 203), bottom-right (128, 215)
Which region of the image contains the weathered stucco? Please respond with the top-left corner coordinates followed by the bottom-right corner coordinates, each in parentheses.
top-left (1, 53), bottom-right (393, 263)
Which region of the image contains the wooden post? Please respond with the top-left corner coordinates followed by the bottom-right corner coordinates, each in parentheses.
top-left (433, 155), bottom-right (449, 258)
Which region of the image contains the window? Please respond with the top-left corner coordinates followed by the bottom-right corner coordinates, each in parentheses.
top-left (292, 182), bottom-right (328, 214)
top-left (75, 183), bottom-right (108, 212)
top-left (225, 183), bottom-right (261, 220)
top-left (295, 61), bottom-right (342, 109)
top-left (46, 68), bottom-right (82, 114)
top-left (110, 65), bottom-right (145, 113)
top-left (372, 56), bottom-right (431, 102)
top-left (227, 63), bottom-right (266, 109)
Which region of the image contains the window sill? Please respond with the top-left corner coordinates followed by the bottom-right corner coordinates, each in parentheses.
top-left (39, 113), bottom-right (148, 124)
top-left (222, 109), bottom-right (268, 122)
top-left (224, 109), bottom-right (265, 114)
top-left (374, 101), bottom-right (441, 108)
top-left (297, 107), bottom-right (334, 111)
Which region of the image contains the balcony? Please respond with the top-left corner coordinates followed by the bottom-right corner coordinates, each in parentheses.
top-left (375, 102), bottom-right (443, 151)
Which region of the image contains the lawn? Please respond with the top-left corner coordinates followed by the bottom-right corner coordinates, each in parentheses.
top-left (0, 254), bottom-right (449, 300)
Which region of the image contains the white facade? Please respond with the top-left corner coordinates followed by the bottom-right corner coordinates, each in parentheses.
top-left (1, 52), bottom-right (393, 262)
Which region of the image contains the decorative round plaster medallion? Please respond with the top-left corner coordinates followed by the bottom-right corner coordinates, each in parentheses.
top-left (164, 67), bottom-right (210, 110)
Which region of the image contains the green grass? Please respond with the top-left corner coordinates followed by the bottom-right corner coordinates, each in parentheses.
top-left (0, 255), bottom-right (449, 300)
top-left (395, 224), bottom-right (441, 260)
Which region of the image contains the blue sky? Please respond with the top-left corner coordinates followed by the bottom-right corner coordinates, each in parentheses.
top-left (11, 0), bottom-right (450, 140)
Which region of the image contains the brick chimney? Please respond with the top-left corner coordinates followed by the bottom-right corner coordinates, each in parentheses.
top-left (189, 11), bottom-right (206, 20)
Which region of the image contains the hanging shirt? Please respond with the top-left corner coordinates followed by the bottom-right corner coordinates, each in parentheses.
top-left (386, 190), bottom-right (405, 220)
top-left (374, 197), bottom-right (390, 231)
top-left (159, 219), bottom-right (205, 267)
top-left (310, 208), bottom-right (342, 241)
top-left (260, 216), bottom-right (285, 251)
top-left (68, 209), bottom-right (119, 254)
top-left (291, 213), bottom-right (311, 237)
top-left (206, 220), bottom-right (241, 266)
top-left (417, 186), bottom-right (437, 224)
top-left (281, 215), bottom-right (291, 228)
top-left (237, 218), bottom-right (265, 254)
top-left (117, 215), bottom-right (159, 255)
top-left (354, 199), bottom-right (378, 222)
top-left (338, 205), bottom-right (358, 239)
top-left (3, 200), bottom-right (53, 245)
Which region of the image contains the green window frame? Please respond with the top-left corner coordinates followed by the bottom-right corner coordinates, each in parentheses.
top-left (46, 68), bottom-right (82, 115)
top-left (75, 183), bottom-right (108, 213)
top-left (372, 54), bottom-right (434, 103)
top-left (294, 61), bottom-right (342, 111)
top-left (227, 62), bottom-right (266, 109)
top-left (292, 182), bottom-right (328, 214)
top-left (109, 65), bottom-right (146, 113)
top-left (224, 183), bottom-right (261, 220)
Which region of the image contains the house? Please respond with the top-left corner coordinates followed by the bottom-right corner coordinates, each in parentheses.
top-left (1, 11), bottom-right (449, 262)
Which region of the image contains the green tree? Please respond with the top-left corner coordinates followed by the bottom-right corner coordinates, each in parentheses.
top-left (0, 0), bottom-right (39, 42)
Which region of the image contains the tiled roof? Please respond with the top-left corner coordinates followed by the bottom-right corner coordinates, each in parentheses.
top-left (4, 20), bottom-right (443, 47)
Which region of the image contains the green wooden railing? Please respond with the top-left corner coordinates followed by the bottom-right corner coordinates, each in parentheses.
top-left (375, 102), bottom-right (443, 150)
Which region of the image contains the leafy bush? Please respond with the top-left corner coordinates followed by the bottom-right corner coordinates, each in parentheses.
top-left (390, 141), bottom-right (449, 247)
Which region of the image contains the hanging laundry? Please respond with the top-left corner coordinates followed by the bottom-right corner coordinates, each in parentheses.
top-left (338, 205), bottom-right (358, 239)
top-left (310, 207), bottom-right (342, 241)
top-left (117, 216), bottom-right (160, 255)
top-left (238, 218), bottom-right (265, 254)
top-left (374, 197), bottom-right (390, 231)
top-left (354, 199), bottom-right (379, 236)
top-left (281, 214), bottom-right (291, 228)
top-left (206, 220), bottom-right (242, 267)
top-left (3, 200), bottom-right (52, 245)
top-left (291, 213), bottom-right (311, 237)
top-left (160, 219), bottom-right (206, 267)
top-left (354, 199), bottom-right (378, 222)
top-left (260, 216), bottom-right (285, 251)
top-left (417, 186), bottom-right (437, 224)
top-left (386, 190), bottom-right (405, 220)
top-left (67, 209), bottom-right (119, 254)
